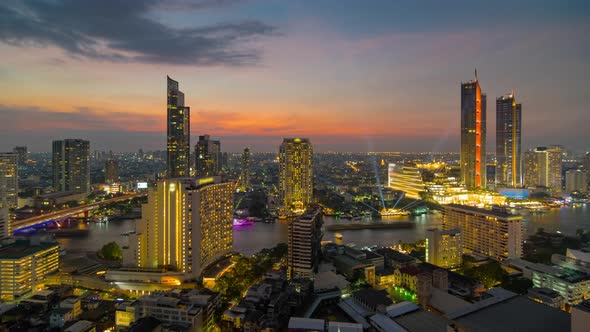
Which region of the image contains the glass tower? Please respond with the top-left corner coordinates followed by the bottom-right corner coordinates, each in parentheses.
top-left (167, 76), bottom-right (190, 178)
top-left (496, 92), bottom-right (522, 188)
top-left (460, 71), bottom-right (487, 189)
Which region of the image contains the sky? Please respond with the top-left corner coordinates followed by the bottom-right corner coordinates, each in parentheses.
top-left (0, 0), bottom-right (589, 153)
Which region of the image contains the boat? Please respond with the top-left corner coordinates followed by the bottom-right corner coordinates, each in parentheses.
top-left (379, 208), bottom-right (410, 216)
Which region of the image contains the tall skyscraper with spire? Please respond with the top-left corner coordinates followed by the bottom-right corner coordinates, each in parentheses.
top-left (460, 70), bottom-right (487, 189)
top-left (496, 91), bottom-right (522, 188)
top-left (167, 76), bottom-right (190, 178)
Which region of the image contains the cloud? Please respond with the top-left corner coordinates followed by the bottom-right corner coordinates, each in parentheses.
top-left (0, 0), bottom-right (276, 66)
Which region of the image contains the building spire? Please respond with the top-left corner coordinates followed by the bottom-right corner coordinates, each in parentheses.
top-left (474, 68), bottom-right (478, 81)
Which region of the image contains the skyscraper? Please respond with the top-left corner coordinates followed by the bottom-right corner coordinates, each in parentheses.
top-left (279, 138), bottom-right (313, 214)
top-left (460, 71), bottom-right (487, 189)
top-left (287, 205), bottom-right (323, 279)
top-left (496, 92), bottom-right (522, 188)
top-left (0, 201), bottom-right (9, 239)
top-left (52, 139), bottom-right (90, 193)
top-left (565, 169), bottom-right (587, 194)
top-left (12, 146), bottom-right (27, 166)
top-left (105, 159), bottom-right (119, 184)
top-left (524, 146), bottom-right (563, 193)
top-left (126, 177), bottom-right (234, 278)
top-left (238, 147), bottom-right (251, 192)
top-left (0, 153), bottom-right (18, 209)
top-left (195, 135), bottom-right (221, 177)
top-left (167, 76), bottom-right (190, 178)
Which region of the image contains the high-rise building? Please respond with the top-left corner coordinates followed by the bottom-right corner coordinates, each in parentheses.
top-left (167, 76), bottom-right (190, 178)
top-left (195, 135), bottom-right (221, 177)
top-left (425, 228), bottom-right (462, 269)
top-left (0, 203), bottom-right (9, 239)
top-left (238, 147), bottom-right (251, 192)
top-left (496, 92), bottom-right (522, 188)
top-left (105, 159), bottom-right (119, 184)
top-left (52, 139), bottom-right (90, 193)
top-left (442, 204), bottom-right (522, 260)
top-left (279, 138), bottom-right (313, 214)
top-left (0, 153), bottom-right (18, 209)
top-left (566, 169), bottom-right (588, 194)
top-left (0, 235), bottom-right (60, 301)
top-left (584, 153), bottom-right (590, 173)
top-left (388, 164), bottom-right (426, 199)
top-left (460, 71), bottom-right (487, 189)
top-left (127, 177), bottom-right (233, 278)
top-left (523, 146), bottom-right (563, 193)
top-left (287, 205), bottom-right (323, 279)
top-left (12, 146), bottom-right (27, 166)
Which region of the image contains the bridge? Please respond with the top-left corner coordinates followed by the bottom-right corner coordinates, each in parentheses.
top-left (12, 193), bottom-right (146, 233)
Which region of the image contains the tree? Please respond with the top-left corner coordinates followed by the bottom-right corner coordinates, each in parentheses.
top-left (502, 277), bottom-right (533, 294)
top-left (460, 261), bottom-right (507, 288)
top-left (98, 242), bottom-right (123, 261)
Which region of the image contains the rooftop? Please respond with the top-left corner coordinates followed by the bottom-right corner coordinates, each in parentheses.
top-left (352, 289), bottom-right (393, 308)
top-left (445, 204), bottom-right (522, 220)
top-left (375, 248), bottom-right (416, 263)
top-left (0, 240), bottom-right (59, 259)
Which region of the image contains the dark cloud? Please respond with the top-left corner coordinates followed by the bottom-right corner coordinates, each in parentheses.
top-left (0, 0), bottom-right (276, 66)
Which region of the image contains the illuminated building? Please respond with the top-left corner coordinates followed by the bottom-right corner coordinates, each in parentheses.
top-left (0, 152), bottom-right (18, 209)
top-left (388, 164), bottom-right (425, 199)
top-left (566, 169), bottom-right (588, 194)
top-left (461, 70), bottom-right (487, 189)
top-left (105, 158), bottom-right (119, 184)
top-left (167, 76), bottom-right (190, 178)
top-left (238, 147), bottom-right (251, 192)
top-left (279, 138), bottom-right (313, 214)
top-left (195, 135), bottom-right (221, 177)
top-left (496, 92), bottom-right (522, 188)
top-left (425, 228), bottom-right (462, 269)
top-left (0, 235), bottom-right (59, 302)
top-left (287, 205), bottom-right (323, 279)
top-left (12, 146), bottom-right (27, 166)
top-left (524, 146), bottom-right (563, 193)
top-left (442, 204), bottom-right (522, 260)
top-left (52, 139), bottom-right (90, 194)
top-left (126, 177), bottom-right (234, 279)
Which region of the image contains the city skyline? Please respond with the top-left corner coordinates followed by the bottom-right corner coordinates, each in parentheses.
top-left (0, 1), bottom-right (589, 153)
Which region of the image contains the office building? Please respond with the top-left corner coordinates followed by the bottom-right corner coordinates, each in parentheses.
top-left (238, 147), bottom-right (251, 192)
top-left (0, 153), bottom-right (18, 209)
top-left (126, 177), bottom-right (233, 278)
top-left (425, 228), bottom-right (462, 269)
top-left (496, 92), bottom-right (522, 188)
top-left (12, 146), bottom-right (27, 166)
top-left (566, 169), bottom-right (588, 194)
top-left (442, 204), bottom-right (522, 260)
top-left (460, 71), bottom-right (487, 189)
top-left (104, 159), bottom-right (119, 184)
top-left (167, 76), bottom-right (190, 178)
top-left (279, 138), bottom-right (313, 214)
top-left (387, 164), bottom-right (426, 199)
top-left (0, 235), bottom-right (60, 301)
top-left (287, 205), bottom-right (323, 279)
top-left (523, 146), bottom-right (563, 193)
top-left (52, 139), bottom-right (90, 194)
top-left (194, 135), bottom-right (221, 177)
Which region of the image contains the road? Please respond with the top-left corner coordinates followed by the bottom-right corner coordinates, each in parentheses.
top-left (13, 193), bottom-right (145, 233)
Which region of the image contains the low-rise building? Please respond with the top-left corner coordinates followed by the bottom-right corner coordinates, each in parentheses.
top-left (527, 287), bottom-right (565, 310)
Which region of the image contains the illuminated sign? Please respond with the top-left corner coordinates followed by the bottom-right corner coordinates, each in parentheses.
top-left (169, 183), bottom-right (176, 192)
top-left (136, 182), bottom-right (148, 189)
top-left (198, 177), bottom-right (215, 185)
top-left (294, 138), bottom-right (302, 143)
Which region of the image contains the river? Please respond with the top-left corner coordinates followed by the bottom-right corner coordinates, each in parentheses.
top-left (57, 204), bottom-right (590, 256)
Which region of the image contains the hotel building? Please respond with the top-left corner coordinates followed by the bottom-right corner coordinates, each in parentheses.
top-left (287, 205), bottom-right (323, 279)
top-left (523, 146), bottom-right (563, 193)
top-left (52, 139), bottom-right (90, 193)
top-left (167, 76), bottom-right (190, 178)
top-left (460, 71), bottom-right (487, 189)
top-left (425, 228), bottom-right (462, 268)
top-left (0, 235), bottom-right (60, 302)
top-left (442, 204), bottom-right (522, 260)
top-left (0, 152), bottom-right (18, 209)
top-left (496, 92), bottom-right (522, 188)
top-left (126, 177), bottom-right (234, 279)
top-left (279, 138), bottom-right (313, 215)
top-left (388, 164), bottom-right (426, 199)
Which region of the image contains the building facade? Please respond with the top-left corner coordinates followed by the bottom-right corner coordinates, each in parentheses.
top-left (460, 72), bottom-right (487, 189)
top-left (0, 235), bottom-right (60, 302)
top-left (523, 146), bottom-right (563, 193)
top-left (0, 152), bottom-right (18, 209)
top-left (167, 76), bottom-right (190, 178)
top-left (279, 138), bottom-right (313, 215)
top-left (238, 147), bottom-right (251, 192)
top-left (52, 139), bottom-right (90, 194)
top-left (194, 135), bottom-right (221, 177)
top-left (126, 177), bottom-right (233, 278)
top-left (287, 206), bottom-right (323, 279)
top-left (387, 164), bottom-right (426, 199)
top-left (442, 204), bottom-right (522, 260)
top-left (425, 228), bottom-right (462, 268)
top-left (12, 146), bottom-right (27, 166)
top-left (495, 92), bottom-right (522, 188)
top-left (566, 169), bottom-right (588, 194)
top-left (104, 159), bottom-right (119, 184)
